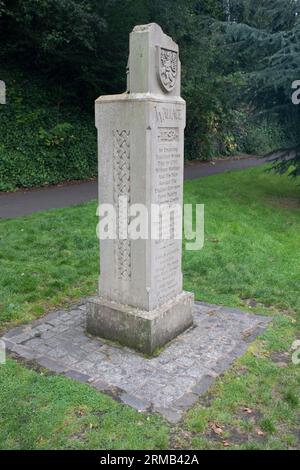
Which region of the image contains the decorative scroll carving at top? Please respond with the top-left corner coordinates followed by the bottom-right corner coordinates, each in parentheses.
top-left (158, 47), bottom-right (178, 92)
top-left (113, 130), bottom-right (131, 281)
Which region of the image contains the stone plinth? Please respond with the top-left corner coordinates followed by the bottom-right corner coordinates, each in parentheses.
top-left (87, 292), bottom-right (194, 355)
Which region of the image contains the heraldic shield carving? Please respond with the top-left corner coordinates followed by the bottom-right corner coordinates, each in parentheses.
top-left (157, 46), bottom-right (178, 92)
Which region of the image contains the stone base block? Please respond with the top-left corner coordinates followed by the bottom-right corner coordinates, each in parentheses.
top-left (86, 292), bottom-right (194, 355)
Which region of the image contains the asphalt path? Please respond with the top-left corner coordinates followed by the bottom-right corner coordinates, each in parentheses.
top-left (0, 153), bottom-right (281, 219)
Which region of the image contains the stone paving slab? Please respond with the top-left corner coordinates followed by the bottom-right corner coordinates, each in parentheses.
top-left (1, 301), bottom-right (272, 423)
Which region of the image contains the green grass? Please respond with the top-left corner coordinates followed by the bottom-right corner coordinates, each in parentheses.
top-left (0, 69), bottom-right (97, 191)
top-left (0, 200), bottom-right (99, 330)
top-left (0, 360), bottom-right (168, 450)
top-left (0, 165), bottom-right (299, 449)
top-left (183, 316), bottom-right (300, 449)
top-left (183, 166), bottom-right (300, 314)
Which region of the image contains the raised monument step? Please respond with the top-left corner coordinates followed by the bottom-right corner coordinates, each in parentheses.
top-left (87, 292), bottom-right (194, 355)
top-left (1, 301), bottom-right (272, 423)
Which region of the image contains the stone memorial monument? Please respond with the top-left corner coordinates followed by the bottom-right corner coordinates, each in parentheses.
top-left (87, 23), bottom-right (194, 354)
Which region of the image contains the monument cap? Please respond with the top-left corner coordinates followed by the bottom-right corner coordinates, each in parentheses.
top-left (128, 23), bottom-right (181, 96)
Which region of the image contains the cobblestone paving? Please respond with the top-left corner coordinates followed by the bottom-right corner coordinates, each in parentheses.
top-left (1, 300), bottom-right (271, 423)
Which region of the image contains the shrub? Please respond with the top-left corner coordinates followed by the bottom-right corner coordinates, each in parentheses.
top-left (0, 71), bottom-right (97, 190)
top-left (236, 115), bottom-right (298, 156)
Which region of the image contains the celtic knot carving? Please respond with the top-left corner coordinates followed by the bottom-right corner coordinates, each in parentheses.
top-left (113, 130), bottom-right (131, 280)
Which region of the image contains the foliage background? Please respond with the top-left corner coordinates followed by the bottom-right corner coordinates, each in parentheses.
top-left (0, 0), bottom-right (299, 189)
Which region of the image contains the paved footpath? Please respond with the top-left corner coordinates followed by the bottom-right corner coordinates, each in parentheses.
top-left (0, 154), bottom-right (277, 219)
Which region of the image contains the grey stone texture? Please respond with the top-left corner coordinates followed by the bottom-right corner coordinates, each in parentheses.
top-left (1, 301), bottom-right (271, 423)
top-left (87, 292), bottom-right (194, 355)
top-left (87, 23), bottom-right (194, 352)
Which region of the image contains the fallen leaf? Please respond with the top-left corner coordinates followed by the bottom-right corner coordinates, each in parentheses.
top-left (242, 407), bottom-right (253, 414)
top-left (210, 422), bottom-right (224, 435)
top-left (242, 328), bottom-right (254, 339)
top-left (276, 361), bottom-right (288, 368)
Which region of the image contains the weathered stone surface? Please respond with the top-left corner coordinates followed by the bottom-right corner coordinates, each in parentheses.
top-left (64, 370), bottom-right (92, 383)
top-left (38, 357), bottom-right (68, 374)
top-left (192, 374), bottom-right (216, 395)
top-left (86, 23), bottom-right (194, 353)
top-left (119, 393), bottom-right (149, 412)
top-left (1, 301), bottom-right (272, 422)
top-left (2, 326), bottom-right (27, 339)
top-left (87, 292), bottom-right (194, 354)
top-left (91, 379), bottom-right (113, 393)
top-left (153, 406), bottom-right (182, 424)
top-left (173, 392), bottom-right (199, 410)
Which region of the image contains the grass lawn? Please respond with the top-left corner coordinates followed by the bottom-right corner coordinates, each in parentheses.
top-left (0, 165), bottom-right (299, 449)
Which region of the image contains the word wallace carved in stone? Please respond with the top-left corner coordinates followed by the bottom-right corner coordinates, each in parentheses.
top-left (86, 23), bottom-right (194, 354)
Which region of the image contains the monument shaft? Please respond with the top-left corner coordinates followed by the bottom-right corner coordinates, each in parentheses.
top-left (87, 24), bottom-right (194, 354)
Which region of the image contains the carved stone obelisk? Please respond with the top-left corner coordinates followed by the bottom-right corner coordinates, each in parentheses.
top-left (87, 23), bottom-right (194, 354)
